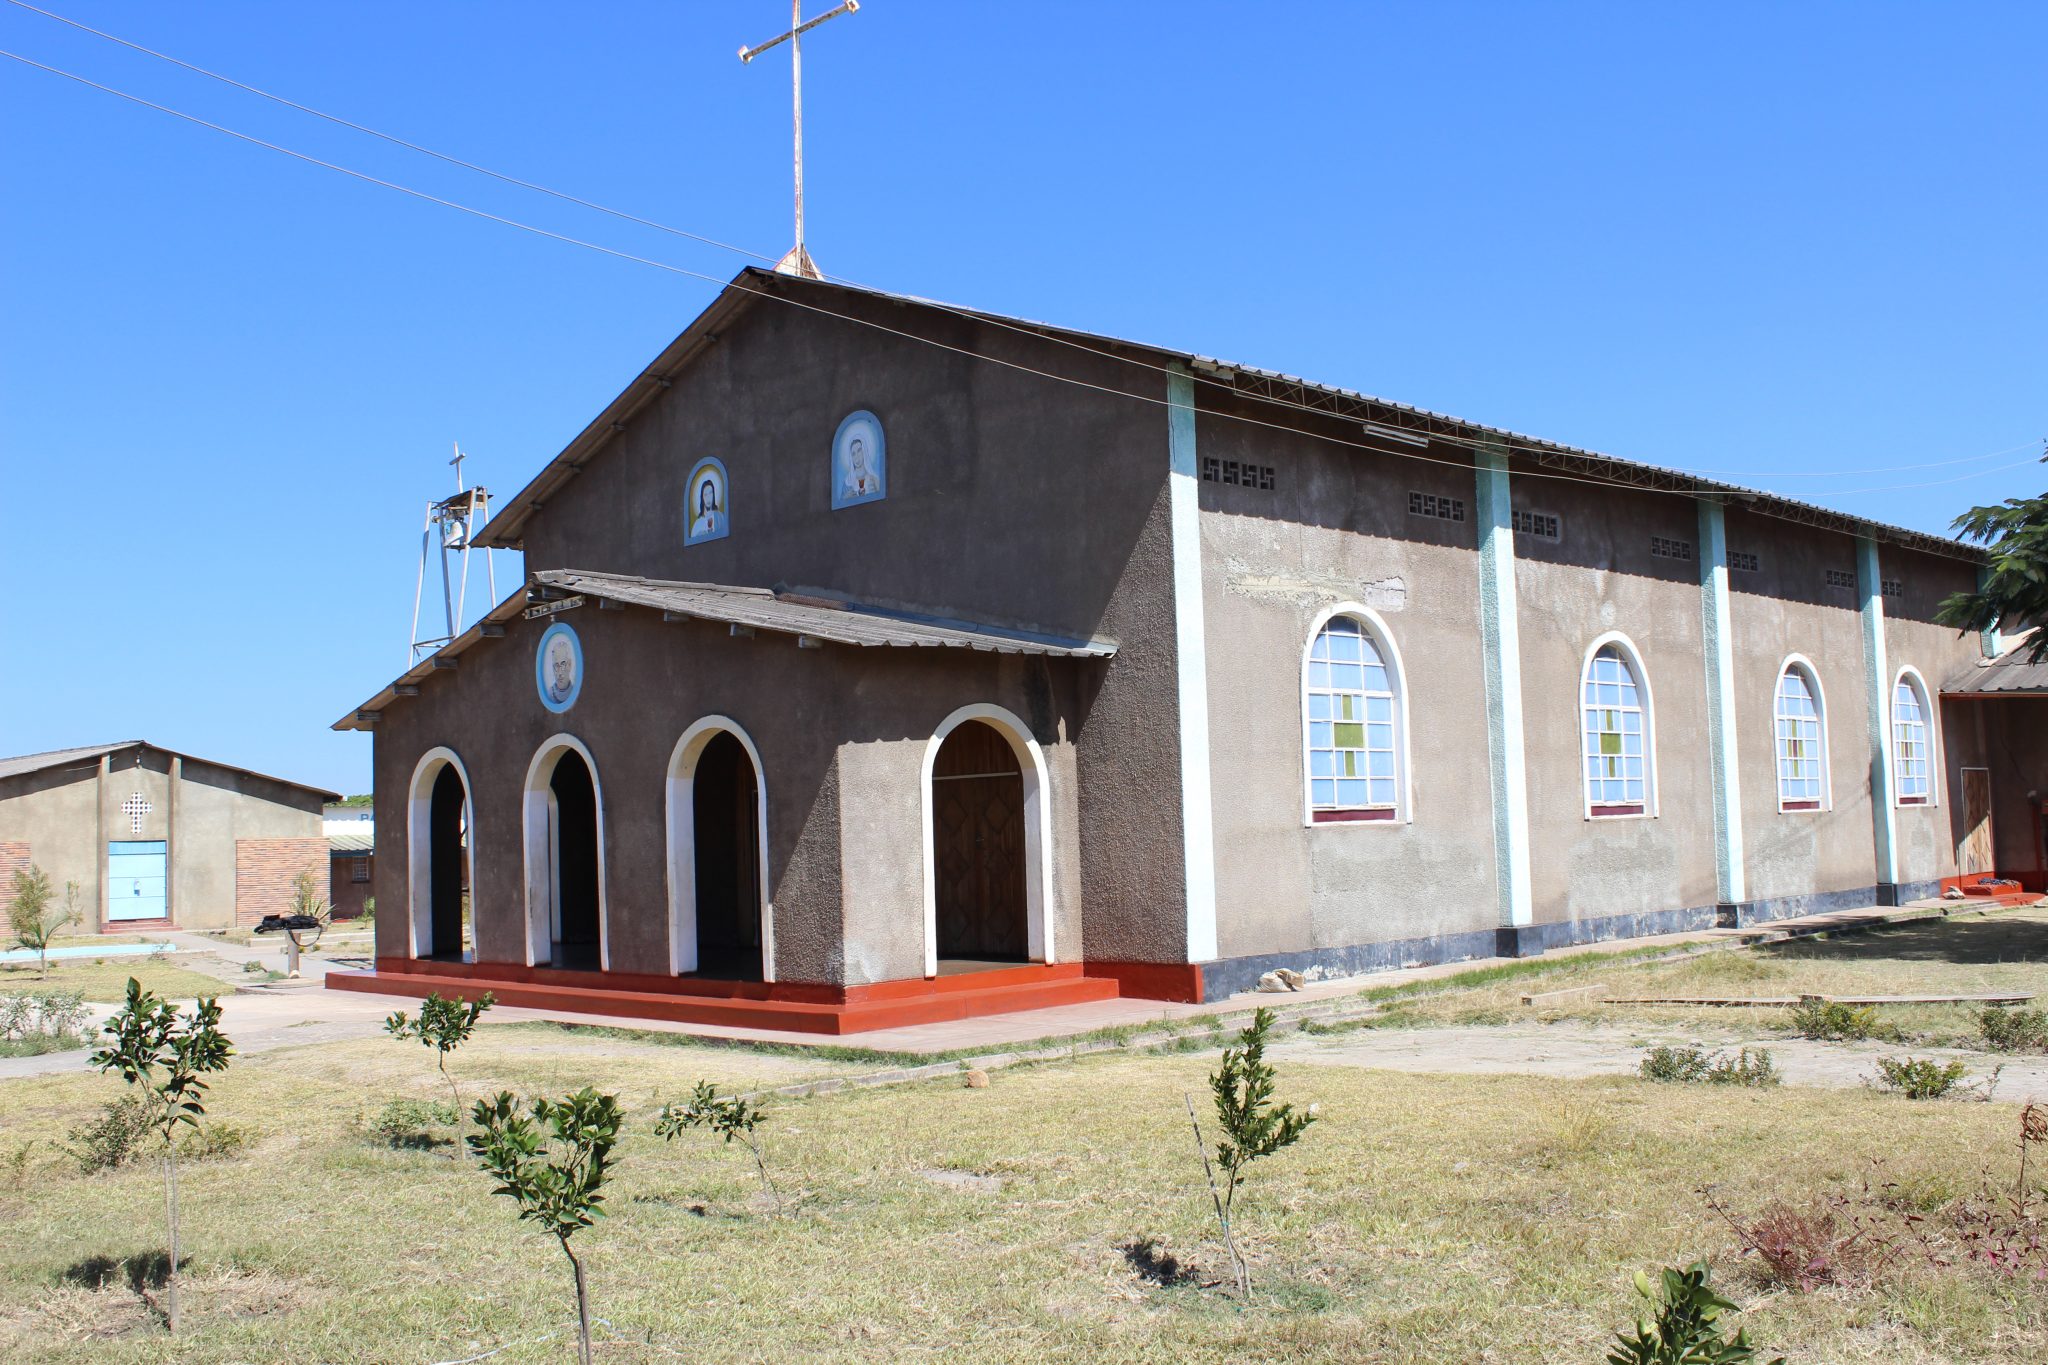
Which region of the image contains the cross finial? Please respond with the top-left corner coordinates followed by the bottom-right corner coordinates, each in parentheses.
top-left (739, 1), bottom-right (861, 279)
top-left (450, 440), bottom-right (468, 492)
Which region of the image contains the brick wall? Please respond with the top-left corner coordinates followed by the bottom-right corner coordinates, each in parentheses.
top-left (328, 853), bottom-right (374, 920)
top-left (0, 842), bottom-right (30, 899)
top-left (234, 838), bottom-right (329, 927)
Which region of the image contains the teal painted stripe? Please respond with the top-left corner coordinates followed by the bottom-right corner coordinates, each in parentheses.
top-left (1475, 446), bottom-right (1533, 928)
top-left (1696, 500), bottom-right (1746, 904)
top-left (1978, 565), bottom-right (2003, 657)
top-left (1857, 536), bottom-right (1898, 886)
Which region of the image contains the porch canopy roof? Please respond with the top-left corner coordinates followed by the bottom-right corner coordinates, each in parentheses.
top-left (333, 569), bottom-right (1116, 732)
top-left (1944, 631), bottom-right (2048, 697)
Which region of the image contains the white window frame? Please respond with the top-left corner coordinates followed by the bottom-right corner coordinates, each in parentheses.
top-left (1579, 632), bottom-right (1658, 820)
top-left (1773, 655), bottom-right (1832, 813)
top-left (1300, 603), bottom-right (1411, 827)
top-left (1890, 666), bottom-right (1939, 808)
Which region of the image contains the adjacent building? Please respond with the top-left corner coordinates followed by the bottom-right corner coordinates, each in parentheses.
top-left (330, 268), bottom-right (2019, 1032)
top-left (0, 741), bottom-right (338, 932)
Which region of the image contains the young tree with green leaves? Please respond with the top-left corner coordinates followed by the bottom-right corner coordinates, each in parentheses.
top-left (7, 863), bottom-right (71, 979)
top-left (90, 978), bottom-right (235, 1334)
top-left (1607, 1262), bottom-right (1784, 1365)
top-left (1186, 1006), bottom-right (1317, 1296)
top-left (655, 1081), bottom-right (780, 1211)
top-left (385, 991), bottom-right (494, 1127)
top-left (468, 1088), bottom-right (622, 1365)
top-left (1937, 460), bottom-right (2048, 660)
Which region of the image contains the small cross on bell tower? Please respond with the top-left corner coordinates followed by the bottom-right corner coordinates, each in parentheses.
top-left (740, 1), bottom-right (862, 279)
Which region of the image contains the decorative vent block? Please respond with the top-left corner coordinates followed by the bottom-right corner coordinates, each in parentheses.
top-left (1201, 458), bottom-right (1275, 490)
top-left (1882, 578), bottom-right (1904, 598)
top-left (1727, 549), bottom-right (1760, 572)
top-left (1512, 509), bottom-right (1561, 542)
top-left (1651, 536), bottom-right (1694, 562)
top-left (1408, 491), bottom-right (1465, 523)
top-left (1826, 568), bottom-right (1857, 589)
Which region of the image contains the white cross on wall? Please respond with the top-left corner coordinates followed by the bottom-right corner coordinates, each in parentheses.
top-left (121, 792), bottom-right (153, 834)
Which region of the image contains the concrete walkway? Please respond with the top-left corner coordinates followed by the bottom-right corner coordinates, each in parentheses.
top-left (3, 898), bottom-right (2030, 1085)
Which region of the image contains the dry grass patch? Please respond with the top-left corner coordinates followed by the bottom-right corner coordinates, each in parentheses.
top-left (0, 955), bottom-right (236, 1005)
top-left (1379, 905), bottom-right (2048, 1047)
top-left (0, 1021), bottom-right (2042, 1361)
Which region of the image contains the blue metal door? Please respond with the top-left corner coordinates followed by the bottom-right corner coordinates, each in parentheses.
top-left (107, 840), bottom-right (167, 921)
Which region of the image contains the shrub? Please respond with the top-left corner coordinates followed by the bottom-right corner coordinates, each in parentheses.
top-left (179, 1121), bottom-right (249, 1162)
top-left (1980, 1006), bottom-right (2048, 1054)
top-left (1790, 998), bottom-right (1880, 1041)
top-left (1606, 1261), bottom-right (1785, 1365)
top-left (65, 1094), bottom-right (153, 1174)
top-left (0, 988), bottom-right (89, 1054)
top-left (386, 992), bottom-right (495, 1131)
top-left (1871, 1055), bottom-right (1975, 1100)
top-left (371, 1097), bottom-right (459, 1148)
top-left (6, 863), bottom-right (72, 978)
top-left (1709, 1189), bottom-right (1902, 1291)
top-left (1640, 1046), bottom-right (1781, 1087)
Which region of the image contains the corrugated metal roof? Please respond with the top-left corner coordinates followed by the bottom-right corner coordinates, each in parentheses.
top-left (1945, 632), bottom-right (2048, 695)
top-left (333, 571), bottom-right (1116, 732)
top-left (328, 831), bottom-right (375, 854)
top-left (0, 742), bottom-right (138, 782)
top-left (474, 268), bottom-right (1988, 565)
top-left (0, 741), bottom-right (340, 800)
top-left (538, 570), bottom-right (1117, 656)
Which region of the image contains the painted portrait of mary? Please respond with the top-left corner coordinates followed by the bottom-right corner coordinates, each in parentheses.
top-left (830, 410), bottom-right (886, 509)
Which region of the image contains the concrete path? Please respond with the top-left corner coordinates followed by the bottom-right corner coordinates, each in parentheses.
top-left (1273, 1019), bottom-right (2048, 1102)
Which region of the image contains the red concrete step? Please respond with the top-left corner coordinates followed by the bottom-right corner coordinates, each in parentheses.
top-left (326, 967), bottom-right (1121, 1036)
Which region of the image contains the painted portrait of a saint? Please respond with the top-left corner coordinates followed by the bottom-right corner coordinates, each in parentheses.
top-left (684, 457), bottom-right (729, 545)
top-left (830, 410), bottom-right (886, 509)
top-left (535, 622), bottom-right (583, 713)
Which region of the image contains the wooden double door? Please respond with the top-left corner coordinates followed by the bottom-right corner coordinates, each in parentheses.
top-left (932, 721), bottom-right (1029, 962)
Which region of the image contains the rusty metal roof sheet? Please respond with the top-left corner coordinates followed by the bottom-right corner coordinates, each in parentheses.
top-left (1944, 632), bottom-right (2048, 695)
top-left (0, 741), bottom-right (340, 800)
top-left (333, 571), bottom-right (1115, 732)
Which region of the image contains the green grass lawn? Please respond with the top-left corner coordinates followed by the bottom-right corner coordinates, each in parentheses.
top-left (0, 1017), bottom-right (2041, 1362)
top-left (0, 955), bottom-right (237, 1004)
top-left (1378, 905), bottom-right (2048, 1046)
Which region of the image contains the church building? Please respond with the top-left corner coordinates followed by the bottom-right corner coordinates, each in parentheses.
top-left (331, 267), bottom-right (2022, 1032)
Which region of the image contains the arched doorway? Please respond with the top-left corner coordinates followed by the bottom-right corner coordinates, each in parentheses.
top-left (665, 718), bottom-right (773, 981)
top-left (930, 719), bottom-right (1030, 965)
top-left (427, 766), bottom-right (469, 957)
top-left (522, 738), bottom-right (607, 971)
top-left (693, 733), bottom-right (762, 978)
top-left (406, 749), bottom-right (473, 961)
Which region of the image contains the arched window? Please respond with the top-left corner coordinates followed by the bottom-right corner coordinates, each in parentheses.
top-left (1774, 661), bottom-right (1829, 812)
top-left (1892, 670), bottom-right (1934, 806)
top-left (1303, 612), bottom-right (1406, 822)
top-left (1581, 638), bottom-right (1653, 817)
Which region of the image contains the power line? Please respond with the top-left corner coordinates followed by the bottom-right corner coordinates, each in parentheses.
top-left (0, 43), bottom-right (2029, 519)
top-left (11, 0), bottom-right (2036, 499)
top-left (1, 0), bottom-right (778, 268)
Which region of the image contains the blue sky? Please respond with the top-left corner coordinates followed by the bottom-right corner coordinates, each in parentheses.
top-left (2, 2), bottom-right (2042, 795)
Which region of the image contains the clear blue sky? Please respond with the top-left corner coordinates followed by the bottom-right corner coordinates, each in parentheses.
top-left (2, 2), bottom-right (2042, 796)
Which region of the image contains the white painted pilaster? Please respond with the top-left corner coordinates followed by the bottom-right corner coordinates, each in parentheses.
top-left (1697, 500), bottom-right (1746, 905)
top-left (1857, 537), bottom-right (1899, 892)
top-left (1166, 364), bottom-right (1218, 963)
top-left (1475, 446), bottom-right (1534, 929)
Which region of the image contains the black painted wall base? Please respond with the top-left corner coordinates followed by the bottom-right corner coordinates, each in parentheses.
top-left (1495, 925), bottom-right (1545, 959)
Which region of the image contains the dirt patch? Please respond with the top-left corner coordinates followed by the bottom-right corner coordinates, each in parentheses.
top-left (1277, 1019), bottom-right (2048, 1099)
top-left (0, 1266), bottom-right (314, 1350)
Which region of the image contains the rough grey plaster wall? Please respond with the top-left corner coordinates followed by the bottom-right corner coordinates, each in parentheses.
top-left (370, 601), bottom-right (1096, 986)
top-left (1725, 509), bottom-right (1879, 903)
top-left (1512, 478), bottom-right (1719, 925)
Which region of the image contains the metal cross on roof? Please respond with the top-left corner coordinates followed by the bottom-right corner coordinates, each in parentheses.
top-left (121, 791), bottom-right (153, 834)
top-left (739, 0), bottom-right (861, 280)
